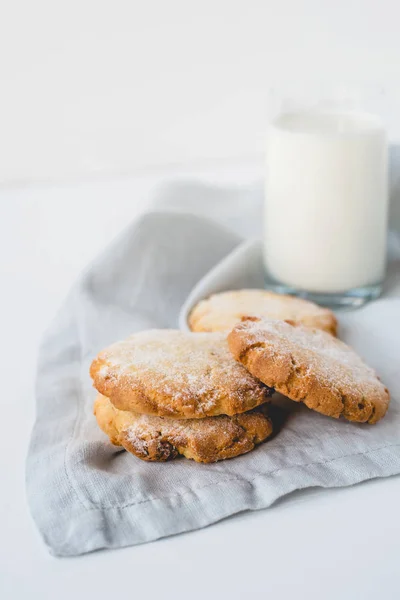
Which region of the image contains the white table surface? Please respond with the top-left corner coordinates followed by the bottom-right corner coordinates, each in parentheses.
top-left (1, 162), bottom-right (399, 600)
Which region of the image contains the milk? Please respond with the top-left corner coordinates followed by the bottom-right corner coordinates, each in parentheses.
top-left (264, 110), bottom-right (388, 294)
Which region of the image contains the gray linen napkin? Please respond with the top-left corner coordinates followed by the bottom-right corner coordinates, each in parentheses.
top-left (27, 198), bottom-right (400, 557)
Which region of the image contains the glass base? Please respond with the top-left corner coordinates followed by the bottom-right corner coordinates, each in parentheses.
top-left (264, 278), bottom-right (382, 310)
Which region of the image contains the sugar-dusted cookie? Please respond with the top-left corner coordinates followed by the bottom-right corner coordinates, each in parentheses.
top-left (90, 330), bottom-right (273, 419)
top-left (189, 289), bottom-right (337, 335)
top-left (228, 317), bottom-right (389, 424)
top-left (94, 394), bottom-right (273, 463)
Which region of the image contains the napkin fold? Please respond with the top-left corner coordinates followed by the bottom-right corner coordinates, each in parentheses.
top-left (27, 185), bottom-right (400, 557)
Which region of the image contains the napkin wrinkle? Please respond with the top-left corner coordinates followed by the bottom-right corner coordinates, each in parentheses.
top-left (70, 441), bottom-right (400, 512)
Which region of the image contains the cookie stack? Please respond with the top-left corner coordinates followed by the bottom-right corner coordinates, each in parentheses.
top-left (91, 331), bottom-right (274, 463)
top-left (91, 290), bottom-right (390, 463)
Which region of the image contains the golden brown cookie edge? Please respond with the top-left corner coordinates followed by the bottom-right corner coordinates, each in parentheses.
top-left (90, 348), bottom-right (273, 420)
top-left (94, 394), bottom-right (274, 463)
top-left (188, 290), bottom-right (337, 336)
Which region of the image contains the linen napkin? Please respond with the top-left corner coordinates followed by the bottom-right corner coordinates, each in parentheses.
top-left (27, 186), bottom-right (400, 557)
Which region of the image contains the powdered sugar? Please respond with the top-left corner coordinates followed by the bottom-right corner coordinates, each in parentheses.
top-left (234, 318), bottom-right (387, 396)
top-left (93, 330), bottom-right (273, 417)
top-left (189, 289), bottom-right (336, 334)
top-left (109, 396), bottom-right (272, 458)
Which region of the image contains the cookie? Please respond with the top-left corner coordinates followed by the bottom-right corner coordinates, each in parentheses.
top-left (90, 330), bottom-right (273, 419)
top-left (94, 394), bottom-right (273, 463)
top-left (189, 289), bottom-right (337, 335)
top-left (228, 317), bottom-right (389, 424)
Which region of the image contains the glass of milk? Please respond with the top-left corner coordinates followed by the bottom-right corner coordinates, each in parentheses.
top-left (264, 94), bottom-right (388, 308)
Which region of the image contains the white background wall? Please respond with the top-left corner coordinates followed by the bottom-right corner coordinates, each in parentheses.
top-left (1, 0), bottom-right (399, 184)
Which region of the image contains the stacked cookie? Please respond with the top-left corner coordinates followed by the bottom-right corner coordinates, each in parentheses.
top-left (188, 289), bottom-right (338, 335)
top-left (91, 331), bottom-right (274, 463)
top-left (91, 290), bottom-right (390, 463)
